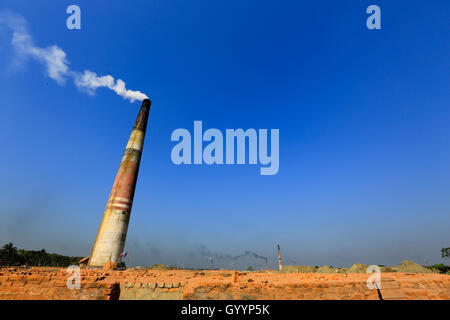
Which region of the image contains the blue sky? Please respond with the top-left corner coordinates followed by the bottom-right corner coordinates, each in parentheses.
top-left (0, 0), bottom-right (449, 268)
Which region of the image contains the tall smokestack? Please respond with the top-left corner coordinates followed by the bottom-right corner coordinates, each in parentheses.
top-left (277, 244), bottom-right (283, 271)
top-left (88, 99), bottom-right (151, 267)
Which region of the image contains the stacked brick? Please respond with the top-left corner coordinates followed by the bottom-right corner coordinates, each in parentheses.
top-left (0, 268), bottom-right (119, 300)
top-left (0, 267), bottom-right (448, 300)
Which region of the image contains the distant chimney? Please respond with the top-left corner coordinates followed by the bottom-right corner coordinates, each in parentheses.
top-left (277, 244), bottom-right (283, 271)
top-left (88, 99), bottom-right (151, 267)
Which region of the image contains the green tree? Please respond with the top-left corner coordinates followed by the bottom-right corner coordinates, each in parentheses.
top-left (0, 243), bottom-right (83, 267)
top-left (0, 242), bottom-right (20, 266)
top-left (442, 248), bottom-right (450, 259)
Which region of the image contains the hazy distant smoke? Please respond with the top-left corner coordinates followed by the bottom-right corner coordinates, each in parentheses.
top-left (235, 250), bottom-right (268, 262)
top-left (196, 245), bottom-right (267, 263)
top-left (0, 11), bottom-right (148, 103)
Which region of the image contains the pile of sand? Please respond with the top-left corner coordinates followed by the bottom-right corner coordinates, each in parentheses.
top-left (148, 264), bottom-right (174, 270)
top-left (281, 265), bottom-right (317, 273)
top-left (347, 263), bottom-right (370, 273)
top-left (133, 266), bottom-right (145, 270)
top-left (398, 260), bottom-right (435, 273)
top-left (316, 265), bottom-right (335, 273)
top-left (379, 266), bottom-right (395, 272)
top-left (269, 260), bottom-right (435, 274)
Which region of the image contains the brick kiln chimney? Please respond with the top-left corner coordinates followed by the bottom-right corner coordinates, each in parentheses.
top-left (277, 244), bottom-right (283, 271)
top-left (88, 99), bottom-right (151, 267)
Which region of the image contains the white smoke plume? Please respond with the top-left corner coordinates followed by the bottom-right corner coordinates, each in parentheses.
top-left (74, 71), bottom-right (148, 103)
top-left (0, 11), bottom-right (148, 103)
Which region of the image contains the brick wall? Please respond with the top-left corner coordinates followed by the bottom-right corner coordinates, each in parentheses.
top-left (0, 267), bottom-right (448, 300)
top-left (0, 268), bottom-right (119, 300)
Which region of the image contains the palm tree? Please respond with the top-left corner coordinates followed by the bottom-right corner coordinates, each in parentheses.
top-left (1, 242), bottom-right (19, 266)
top-left (2, 242), bottom-right (15, 252)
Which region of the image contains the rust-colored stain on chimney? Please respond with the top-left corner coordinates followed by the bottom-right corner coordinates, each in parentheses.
top-left (89, 99), bottom-right (151, 267)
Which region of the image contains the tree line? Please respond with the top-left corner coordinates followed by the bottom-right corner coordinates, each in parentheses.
top-left (0, 243), bottom-right (83, 267)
